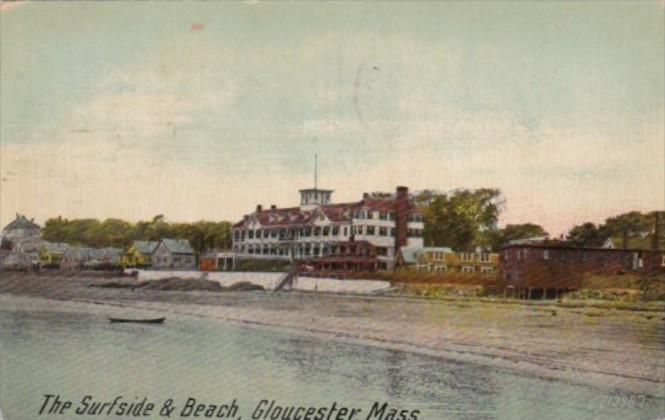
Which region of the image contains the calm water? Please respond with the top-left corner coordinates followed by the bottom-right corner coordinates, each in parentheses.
top-left (0, 302), bottom-right (663, 420)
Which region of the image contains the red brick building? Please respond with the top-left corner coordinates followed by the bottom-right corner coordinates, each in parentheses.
top-left (499, 243), bottom-right (665, 298)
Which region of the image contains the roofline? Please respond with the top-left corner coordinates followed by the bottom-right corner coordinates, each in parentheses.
top-left (500, 243), bottom-right (662, 253)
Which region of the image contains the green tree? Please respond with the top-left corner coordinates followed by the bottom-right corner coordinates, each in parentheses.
top-left (423, 188), bottom-right (502, 251)
top-left (489, 223), bottom-right (548, 250)
top-left (602, 211), bottom-right (653, 248)
top-left (42, 216), bottom-right (69, 243)
top-left (40, 214), bottom-right (232, 253)
top-left (567, 222), bottom-right (603, 247)
top-left (567, 211), bottom-right (655, 248)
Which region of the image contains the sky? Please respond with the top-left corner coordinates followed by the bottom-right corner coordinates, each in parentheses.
top-left (1, 1), bottom-right (664, 236)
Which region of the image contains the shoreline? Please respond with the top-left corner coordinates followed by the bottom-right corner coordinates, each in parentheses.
top-left (1, 274), bottom-right (664, 399)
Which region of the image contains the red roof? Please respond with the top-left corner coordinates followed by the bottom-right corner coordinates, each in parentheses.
top-left (234, 198), bottom-right (423, 229)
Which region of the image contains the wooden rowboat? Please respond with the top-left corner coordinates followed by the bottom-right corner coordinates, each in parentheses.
top-left (109, 317), bottom-right (166, 324)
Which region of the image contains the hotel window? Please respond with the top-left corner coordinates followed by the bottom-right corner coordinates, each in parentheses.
top-left (248, 230), bottom-right (254, 239)
top-left (379, 212), bottom-right (387, 220)
top-left (332, 226), bottom-right (339, 236)
top-left (462, 266), bottom-right (475, 273)
top-left (390, 228), bottom-right (395, 237)
top-left (367, 226), bottom-right (376, 235)
top-left (410, 213), bottom-right (423, 223)
top-left (323, 226), bottom-right (330, 236)
top-left (460, 253), bottom-right (473, 262)
top-left (263, 230), bottom-right (270, 239)
top-left (480, 253), bottom-right (490, 262)
top-left (343, 227), bottom-right (349, 236)
top-left (379, 227), bottom-right (388, 236)
top-left (314, 226), bottom-right (321, 236)
top-left (481, 266), bottom-right (494, 273)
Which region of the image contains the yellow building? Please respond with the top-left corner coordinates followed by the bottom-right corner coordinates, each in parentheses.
top-left (397, 246), bottom-right (499, 274)
top-left (122, 240), bottom-right (159, 268)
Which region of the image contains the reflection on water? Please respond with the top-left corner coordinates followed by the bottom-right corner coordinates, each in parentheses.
top-left (0, 304), bottom-right (663, 420)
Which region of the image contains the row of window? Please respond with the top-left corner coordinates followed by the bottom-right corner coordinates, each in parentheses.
top-left (430, 252), bottom-right (491, 262)
top-left (416, 264), bottom-right (494, 273)
top-left (505, 250), bottom-right (665, 268)
top-left (505, 249), bottom-right (639, 264)
top-left (354, 210), bottom-right (394, 220)
top-left (235, 226), bottom-right (424, 241)
top-left (236, 226), bottom-right (345, 241)
top-left (235, 243), bottom-right (374, 258)
top-left (154, 256), bottom-right (195, 265)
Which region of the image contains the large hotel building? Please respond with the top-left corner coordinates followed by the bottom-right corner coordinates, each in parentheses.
top-left (232, 186), bottom-right (424, 270)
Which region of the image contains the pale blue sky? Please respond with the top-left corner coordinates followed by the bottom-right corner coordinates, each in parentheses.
top-left (1, 1), bottom-right (663, 234)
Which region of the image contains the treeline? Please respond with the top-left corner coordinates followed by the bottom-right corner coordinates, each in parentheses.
top-left (418, 189), bottom-right (658, 251)
top-left (419, 188), bottom-right (548, 251)
top-left (37, 194), bottom-right (660, 254)
top-left (566, 211), bottom-right (658, 247)
top-left (42, 215), bottom-right (232, 253)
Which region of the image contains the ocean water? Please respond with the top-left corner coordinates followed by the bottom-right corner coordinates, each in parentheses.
top-left (0, 301), bottom-right (663, 420)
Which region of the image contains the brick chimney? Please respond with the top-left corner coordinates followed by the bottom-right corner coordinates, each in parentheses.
top-left (394, 186), bottom-right (410, 251)
top-left (363, 192), bottom-right (370, 200)
top-left (256, 204), bottom-right (262, 213)
top-left (270, 204), bottom-right (277, 210)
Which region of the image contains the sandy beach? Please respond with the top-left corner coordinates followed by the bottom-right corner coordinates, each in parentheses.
top-left (1, 272), bottom-right (664, 398)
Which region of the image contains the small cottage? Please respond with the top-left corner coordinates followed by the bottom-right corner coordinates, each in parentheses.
top-left (151, 239), bottom-right (197, 270)
top-left (61, 246), bottom-right (94, 270)
top-left (122, 240), bottom-right (159, 268)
